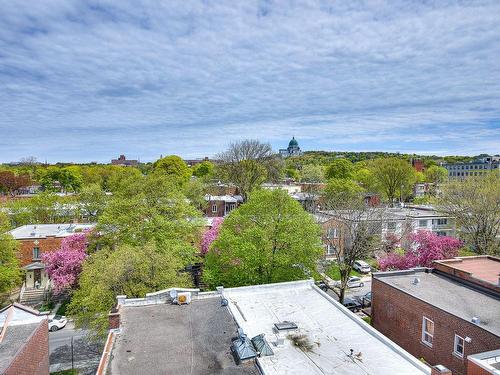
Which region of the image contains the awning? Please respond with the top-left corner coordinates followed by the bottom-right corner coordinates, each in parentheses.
top-left (23, 262), bottom-right (45, 271)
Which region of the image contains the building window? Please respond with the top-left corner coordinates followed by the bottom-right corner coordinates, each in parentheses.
top-left (327, 228), bottom-right (338, 239)
top-left (33, 247), bottom-right (40, 260)
top-left (422, 317), bottom-right (434, 347)
top-left (435, 218), bottom-right (447, 226)
top-left (326, 244), bottom-right (336, 255)
top-left (454, 334), bottom-right (464, 357)
top-left (419, 220), bottom-right (428, 227)
top-left (436, 231), bottom-right (447, 237)
top-left (211, 204), bottom-right (217, 213)
top-left (387, 222), bottom-right (396, 230)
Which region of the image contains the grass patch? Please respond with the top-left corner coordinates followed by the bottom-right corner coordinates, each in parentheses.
top-left (326, 264), bottom-right (361, 280)
top-left (39, 301), bottom-right (55, 312)
top-left (362, 316), bottom-right (371, 325)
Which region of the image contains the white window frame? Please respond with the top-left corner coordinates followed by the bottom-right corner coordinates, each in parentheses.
top-left (453, 334), bottom-right (464, 358)
top-left (419, 219), bottom-right (428, 227)
top-left (327, 228), bottom-right (338, 239)
top-left (211, 204), bottom-right (217, 213)
top-left (33, 247), bottom-right (40, 260)
top-left (326, 244), bottom-right (336, 255)
top-left (387, 222), bottom-right (397, 231)
top-left (422, 316), bottom-right (434, 347)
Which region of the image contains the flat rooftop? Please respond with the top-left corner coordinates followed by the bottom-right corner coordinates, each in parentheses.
top-left (434, 256), bottom-right (500, 285)
top-left (109, 297), bottom-right (258, 375)
top-left (222, 280), bottom-right (430, 375)
top-left (9, 223), bottom-right (96, 239)
top-left (374, 269), bottom-right (500, 337)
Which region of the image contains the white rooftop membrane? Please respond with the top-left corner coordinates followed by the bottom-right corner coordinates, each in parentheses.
top-left (222, 280), bottom-right (430, 375)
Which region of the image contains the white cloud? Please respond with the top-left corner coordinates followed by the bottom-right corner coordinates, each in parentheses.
top-left (0, 0), bottom-right (499, 162)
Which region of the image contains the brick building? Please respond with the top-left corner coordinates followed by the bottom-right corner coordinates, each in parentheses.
top-left (9, 223), bottom-right (95, 301)
top-left (372, 256), bottom-right (500, 375)
top-left (203, 194), bottom-right (243, 217)
top-left (0, 303), bottom-right (49, 375)
top-left (111, 154), bottom-right (138, 167)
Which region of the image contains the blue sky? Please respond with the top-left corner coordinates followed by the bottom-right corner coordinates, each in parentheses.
top-left (1, 1), bottom-right (499, 163)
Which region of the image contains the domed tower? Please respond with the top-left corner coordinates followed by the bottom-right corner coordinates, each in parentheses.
top-left (279, 136), bottom-right (302, 157)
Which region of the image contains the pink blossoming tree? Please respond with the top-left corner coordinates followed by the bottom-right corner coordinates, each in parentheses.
top-left (42, 232), bottom-right (89, 293)
top-left (378, 231), bottom-right (462, 271)
top-left (200, 217), bottom-right (223, 255)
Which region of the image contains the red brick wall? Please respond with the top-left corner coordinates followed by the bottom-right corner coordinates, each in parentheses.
top-left (467, 360), bottom-right (495, 375)
top-left (372, 278), bottom-right (500, 375)
top-left (5, 319), bottom-right (49, 375)
top-left (16, 237), bottom-right (63, 267)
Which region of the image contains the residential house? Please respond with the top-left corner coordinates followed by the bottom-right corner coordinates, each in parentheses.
top-left (9, 223), bottom-right (95, 304)
top-left (203, 194), bottom-right (243, 217)
top-left (0, 303), bottom-right (49, 375)
top-left (372, 256), bottom-right (500, 375)
top-left (315, 206), bottom-right (456, 259)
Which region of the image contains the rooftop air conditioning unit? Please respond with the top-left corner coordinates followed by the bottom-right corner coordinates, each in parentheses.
top-left (174, 292), bottom-right (191, 305)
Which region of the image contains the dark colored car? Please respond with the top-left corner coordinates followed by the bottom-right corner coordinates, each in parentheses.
top-left (342, 297), bottom-right (362, 312)
top-left (354, 292), bottom-right (372, 308)
top-left (316, 281), bottom-right (329, 292)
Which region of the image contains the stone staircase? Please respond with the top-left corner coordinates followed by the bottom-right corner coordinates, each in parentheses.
top-left (20, 287), bottom-right (46, 306)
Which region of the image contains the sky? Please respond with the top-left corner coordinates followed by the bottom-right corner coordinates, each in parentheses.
top-left (1, 1), bottom-right (499, 163)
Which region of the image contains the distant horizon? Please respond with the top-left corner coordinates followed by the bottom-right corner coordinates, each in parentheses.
top-left (1, 1), bottom-right (499, 161)
top-left (1, 142), bottom-right (497, 165)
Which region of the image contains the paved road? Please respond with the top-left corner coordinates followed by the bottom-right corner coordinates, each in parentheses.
top-left (49, 321), bottom-right (103, 375)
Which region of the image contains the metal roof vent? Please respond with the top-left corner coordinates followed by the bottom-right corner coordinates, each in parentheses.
top-left (274, 321), bottom-right (298, 331)
top-left (471, 317), bottom-right (481, 325)
top-left (232, 328), bottom-right (257, 362)
top-left (412, 277), bottom-right (420, 285)
top-left (251, 334), bottom-right (274, 357)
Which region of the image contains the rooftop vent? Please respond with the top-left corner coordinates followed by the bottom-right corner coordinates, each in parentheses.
top-left (274, 321), bottom-right (298, 331)
top-left (232, 328), bottom-right (257, 362)
top-left (412, 277), bottom-right (420, 285)
top-left (472, 317), bottom-right (481, 325)
top-left (251, 334), bottom-right (274, 357)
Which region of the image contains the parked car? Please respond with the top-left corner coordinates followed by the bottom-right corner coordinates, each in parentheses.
top-left (316, 281), bottom-right (329, 292)
top-left (355, 292), bottom-right (372, 308)
top-left (342, 297), bottom-right (362, 312)
top-left (346, 276), bottom-right (364, 288)
top-left (48, 315), bottom-right (67, 332)
top-left (353, 260), bottom-right (371, 274)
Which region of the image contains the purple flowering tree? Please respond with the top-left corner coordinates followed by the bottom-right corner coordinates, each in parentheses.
top-left (378, 231), bottom-right (462, 271)
top-left (200, 217), bottom-right (223, 255)
top-left (42, 232), bottom-right (89, 293)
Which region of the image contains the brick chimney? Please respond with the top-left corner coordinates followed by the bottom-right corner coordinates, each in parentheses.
top-left (431, 365), bottom-right (452, 375)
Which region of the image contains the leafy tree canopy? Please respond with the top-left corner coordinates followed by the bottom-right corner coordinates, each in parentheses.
top-left (203, 189), bottom-right (323, 288)
top-left (0, 212), bottom-right (21, 295)
top-left (153, 155), bottom-right (191, 183)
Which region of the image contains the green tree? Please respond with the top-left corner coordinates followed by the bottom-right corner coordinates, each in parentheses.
top-left (325, 159), bottom-right (354, 180)
top-left (300, 164), bottom-right (325, 183)
top-left (78, 183), bottom-right (108, 220)
top-left (40, 167), bottom-right (83, 192)
top-left (203, 189), bottom-right (323, 288)
top-left (153, 155), bottom-right (191, 183)
top-left (0, 212), bottom-right (21, 293)
top-left (424, 165), bottom-right (448, 184)
top-left (98, 173), bottom-right (202, 248)
top-left (0, 213), bottom-right (21, 295)
top-left (371, 158), bottom-right (416, 205)
top-left (192, 161), bottom-right (214, 179)
top-left (323, 178), bottom-right (365, 203)
top-left (105, 166), bottom-right (143, 193)
top-left (352, 167), bottom-right (378, 192)
top-left (439, 172), bottom-right (499, 255)
top-left (69, 242), bottom-right (192, 338)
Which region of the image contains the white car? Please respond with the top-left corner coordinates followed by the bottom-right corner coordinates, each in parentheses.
top-left (48, 315), bottom-right (67, 332)
top-left (346, 276), bottom-right (365, 288)
top-left (353, 260), bottom-right (371, 274)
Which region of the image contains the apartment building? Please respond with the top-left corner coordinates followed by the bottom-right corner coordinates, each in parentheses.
top-left (442, 155), bottom-right (499, 179)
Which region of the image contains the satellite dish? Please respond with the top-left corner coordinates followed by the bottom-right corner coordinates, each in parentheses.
top-left (169, 290), bottom-right (178, 299)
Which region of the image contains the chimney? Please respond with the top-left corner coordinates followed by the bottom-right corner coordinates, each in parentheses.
top-left (431, 365), bottom-right (452, 375)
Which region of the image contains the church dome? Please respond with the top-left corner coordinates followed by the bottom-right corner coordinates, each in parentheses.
top-left (288, 137), bottom-right (299, 147)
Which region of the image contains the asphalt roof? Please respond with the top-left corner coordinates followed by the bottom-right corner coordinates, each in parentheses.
top-left (9, 223), bottom-right (96, 239)
top-left (109, 297), bottom-right (259, 375)
top-left (0, 322), bottom-right (42, 373)
top-left (374, 270), bottom-right (500, 337)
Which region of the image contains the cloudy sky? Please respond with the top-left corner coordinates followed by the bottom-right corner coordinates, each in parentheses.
top-left (1, 1), bottom-right (499, 162)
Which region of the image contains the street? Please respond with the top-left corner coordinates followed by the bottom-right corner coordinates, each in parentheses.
top-left (49, 321), bottom-right (103, 375)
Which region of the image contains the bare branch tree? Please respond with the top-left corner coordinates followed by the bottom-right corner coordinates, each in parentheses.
top-left (439, 171), bottom-right (500, 255)
top-left (216, 139), bottom-right (283, 200)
